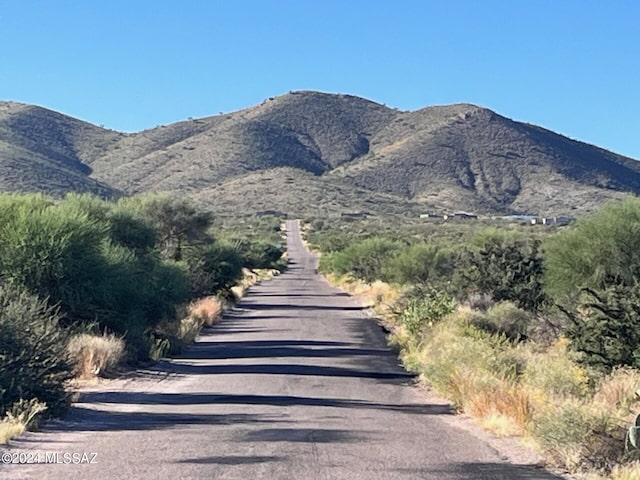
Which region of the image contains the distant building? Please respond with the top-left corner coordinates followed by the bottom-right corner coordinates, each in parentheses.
top-left (419, 213), bottom-right (443, 219)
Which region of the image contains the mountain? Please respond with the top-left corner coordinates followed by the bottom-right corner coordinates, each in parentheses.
top-left (0, 101), bottom-right (119, 197)
top-left (1, 91), bottom-right (639, 216)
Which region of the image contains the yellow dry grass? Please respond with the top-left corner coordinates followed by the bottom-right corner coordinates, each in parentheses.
top-left (0, 421), bottom-right (25, 444)
top-left (611, 463), bottom-right (640, 480)
top-left (66, 333), bottom-right (125, 379)
top-left (189, 297), bottom-right (223, 327)
top-left (593, 367), bottom-right (640, 414)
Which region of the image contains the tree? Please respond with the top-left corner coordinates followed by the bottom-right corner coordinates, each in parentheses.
top-left (545, 196), bottom-right (640, 368)
top-left (456, 229), bottom-right (547, 311)
top-left (118, 195), bottom-right (212, 261)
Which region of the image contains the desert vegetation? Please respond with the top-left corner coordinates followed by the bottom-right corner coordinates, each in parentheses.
top-left (0, 193), bottom-right (285, 442)
top-left (312, 196), bottom-right (640, 478)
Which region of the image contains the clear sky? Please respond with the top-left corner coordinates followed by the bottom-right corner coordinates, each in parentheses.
top-left (1, 0), bottom-right (638, 158)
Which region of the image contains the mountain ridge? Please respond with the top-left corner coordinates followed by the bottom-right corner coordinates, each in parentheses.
top-left (0, 91), bottom-right (638, 216)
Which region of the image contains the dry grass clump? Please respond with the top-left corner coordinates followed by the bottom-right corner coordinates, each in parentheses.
top-left (0, 399), bottom-right (47, 444)
top-left (324, 274), bottom-right (403, 315)
top-left (593, 367), bottom-right (640, 414)
top-left (611, 462), bottom-right (640, 480)
top-left (231, 268), bottom-right (280, 300)
top-left (189, 297), bottom-right (224, 327)
top-left (522, 339), bottom-right (590, 400)
top-left (66, 333), bottom-right (125, 379)
top-left (530, 401), bottom-right (620, 472)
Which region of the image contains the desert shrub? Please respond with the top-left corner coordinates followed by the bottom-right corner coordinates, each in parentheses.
top-left (473, 301), bottom-right (531, 342)
top-left (522, 340), bottom-right (590, 399)
top-left (456, 229), bottom-right (547, 311)
top-left (322, 237), bottom-right (402, 283)
top-left (232, 239), bottom-right (284, 270)
top-left (544, 197), bottom-right (640, 369)
top-left (182, 243), bottom-right (244, 297)
top-left (545, 196), bottom-right (640, 298)
top-left (66, 333), bottom-right (125, 379)
top-left (189, 297), bottom-right (224, 327)
top-left (403, 310), bottom-right (525, 407)
top-left (107, 210), bottom-right (157, 253)
top-left (531, 402), bottom-right (618, 471)
top-left (593, 367), bottom-right (640, 414)
top-left (0, 285), bottom-right (72, 416)
top-left (308, 230), bottom-right (355, 253)
top-left (0, 198), bottom-right (108, 323)
top-left (465, 292), bottom-right (495, 311)
top-left (381, 243), bottom-right (455, 286)
top-left (117, 194), bottom-right (212, 261)
top-left (563, 285), bottom-right (640, 370)
top-left (400, 287), bottom-right (456, 336)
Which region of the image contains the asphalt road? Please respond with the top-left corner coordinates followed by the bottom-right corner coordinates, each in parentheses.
top-left (1, 220), bottom-right (562, 480)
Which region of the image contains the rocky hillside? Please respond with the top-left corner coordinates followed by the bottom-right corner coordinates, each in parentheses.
top-left (1, 92), bottom-right (638, 216)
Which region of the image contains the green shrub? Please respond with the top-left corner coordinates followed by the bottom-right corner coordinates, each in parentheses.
top-left (0, 285), bottom-right (72, 416)
top-left (323, 237), bottom-right (402, 283)
top-left (117, 194), bottom-right (212, 261)
top-left (400, 287), bottom-right (456, 337)
top-left (544, 196), bottom-right (640, 298)
top-left (473, 301), bottom-right (531, 342)
top-left (456, 229), bottom-right (547, 311)
top-left (381, 243), bottom-right (455, 286)
top-left (531, 402), bottom-right (617, 471)
top-left (232, 239), bottom-right (284, 270)
top-left (563, 285), bottom-right (640, 370)
top-left (182, 243), bottom-right (244, 297)
top-left (544, 197), bottom-right (640, 369)
top-left (0, 197), bottom-right (109, 322)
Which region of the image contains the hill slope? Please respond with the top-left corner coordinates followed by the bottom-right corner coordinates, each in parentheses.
top-left (0, 92), bottom-right (638, 216)
top-left (0, 102), bottom-right (120, 197)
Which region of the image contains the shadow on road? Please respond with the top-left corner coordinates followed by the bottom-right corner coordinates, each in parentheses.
top-left (77, 391), bottom-right (452, 416)
top-left (155, 361), bottom-right (413, 380)
top-left (398, 462), bottom-right (565, 479)
top-left (176, 455), bottom-right (286, 465)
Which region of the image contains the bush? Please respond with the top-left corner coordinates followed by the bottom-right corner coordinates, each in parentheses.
top-left (522, 340), bottom-right (590, 398)
top-left (400, 288), bottom-right (456, 336)
top-left (117, 194), bottom-right (212, 261)
top-left (0, 197), bottom-right (109, 321)
top-left (564, 285), bottom-right (640, 370)
top-left (473, 301), bottom-right (531, 342)
top-left (381, 243), bottom-right (455, 286)
top-left (182, 243), bottom-right (244, 297)
top-left (545, 196), bottom-right (640, 298)
top-left (66, 333), bottom-right (125, 379)
top-left (456, 229), bottom-right (547, 311)
top-left (322, 237), bottom-right (402, 283)
top-left (543, 198), bottom-right (640, 369)
top-left (0, 285), bottom-right (72, 416)
top-left (232, 239), bottom-right (284, 270)
top-left (531, 402), bottom-right (618, 471)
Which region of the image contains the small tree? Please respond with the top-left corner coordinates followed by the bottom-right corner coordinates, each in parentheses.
top-left (545, 196), bottom-right (640, 369)
top-left (456, 229), bottom-right (547, 312)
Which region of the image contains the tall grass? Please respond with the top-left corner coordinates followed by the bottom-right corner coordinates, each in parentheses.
top-left (66, 333), bottom-right (126, 379)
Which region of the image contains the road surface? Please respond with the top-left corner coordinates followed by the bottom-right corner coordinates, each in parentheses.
top-left (1, 220), bottom-right (562, 479)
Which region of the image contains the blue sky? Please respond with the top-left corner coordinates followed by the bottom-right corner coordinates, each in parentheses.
top-left (1, 1), bottom-right (638, 158)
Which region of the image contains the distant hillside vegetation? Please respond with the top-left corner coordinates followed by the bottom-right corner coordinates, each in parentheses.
top-left (1, 91), bottom-right (639, 216)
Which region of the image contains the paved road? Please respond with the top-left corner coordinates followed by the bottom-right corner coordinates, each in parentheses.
top-left (1, 220), bottom-right (562, 480)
